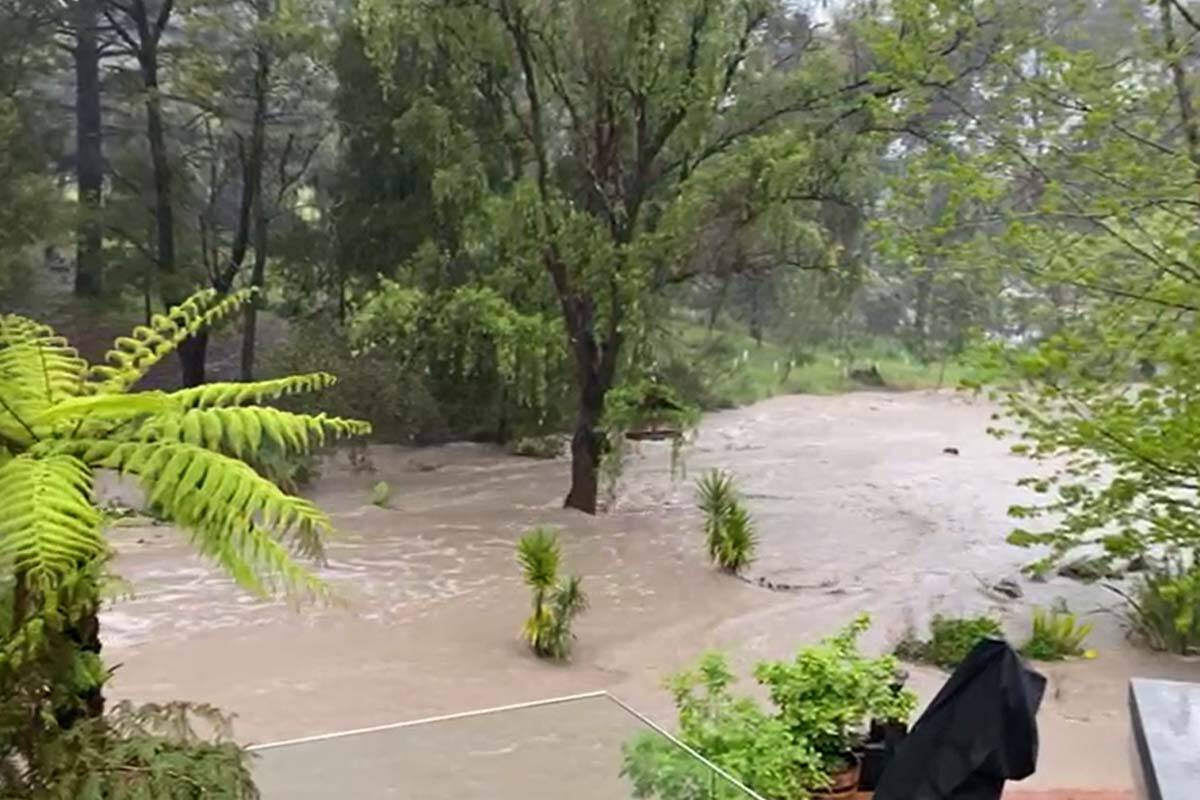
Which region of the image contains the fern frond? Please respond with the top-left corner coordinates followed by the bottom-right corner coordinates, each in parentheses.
top-left (30, 392), bottom-right (175, 429)
top-left (0, 315), bottom-right (90, 440)
top-left (169, 373), bottom-right (340, 408)
top-left (49, 439), bottom-right (329, 594)
top-left (138, 407), bottom-right (371, 459)
top-left (0, 454), bottom-right (105, 589)
top-left (85, 290), bottom-right (252, 395)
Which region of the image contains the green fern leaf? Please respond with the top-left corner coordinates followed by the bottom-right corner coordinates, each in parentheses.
top-left (53, 439), bottom-right (330, 590)
top-left (0, 454), bottom-right (105, 588)
top-left (85, 290), bottom-right (252, 395)
top-left (169, 373), bottom-right (339, 408)
top-left (138, 407), bottom-right (370, 459)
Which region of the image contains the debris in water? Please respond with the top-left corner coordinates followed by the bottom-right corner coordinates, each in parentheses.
top-left (943, 446), bottom-right (960, 455)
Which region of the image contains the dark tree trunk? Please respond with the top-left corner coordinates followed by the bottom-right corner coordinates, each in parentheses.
top-left (239, 17), bottom-right (271, 381)
top-left (564, 375), bottom-right (605, 514)
top-left (240, 198), bottom-right (267, 381)
top-left (73, 0), bottom-right (104, 297)
top-left (63, 603), bottom-right (104, 723)
top-left (178, 332), bottom-right (209, 387)
top-left (912, 269), bottom-right (931, 361)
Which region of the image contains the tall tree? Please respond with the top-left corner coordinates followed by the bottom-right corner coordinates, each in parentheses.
top-left (359, 0), bottom-right (1002, 512)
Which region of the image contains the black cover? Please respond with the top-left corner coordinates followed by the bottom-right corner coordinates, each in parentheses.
top-left (873, 638), bottom-right (1047, 800)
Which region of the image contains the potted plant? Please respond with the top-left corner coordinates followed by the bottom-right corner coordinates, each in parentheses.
top-left (754, 615), bottom-right (917, 797)
top-left (623, 616), bottom-right (915, 799)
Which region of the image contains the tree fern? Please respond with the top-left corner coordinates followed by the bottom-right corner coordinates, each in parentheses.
top-left (0, 291), bottom-right (371, 602)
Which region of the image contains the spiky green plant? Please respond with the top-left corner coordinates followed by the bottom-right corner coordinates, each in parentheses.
top-left (1020, 607), bottom-right (1094, 661)
top-left (696, 470), bottom-right (757, 574)
top-left (697, 470), bottom-right (737, 562)
top-left (0, 289), bottom-right (370, 601)
top-left (516, 528), bottom-right (587, 660)
top-left (717, 504), bottom-right (758, 574)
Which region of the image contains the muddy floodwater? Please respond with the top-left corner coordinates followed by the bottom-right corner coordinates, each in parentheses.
top-left (103, 391), bottom-right (1200, 790)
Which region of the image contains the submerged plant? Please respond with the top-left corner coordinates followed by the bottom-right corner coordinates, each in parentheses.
top-left (1110, 560), bottom-right (1200, 654)
top-left (894, 614), bottom-right (1004, 669)
top-left (1020, 606), bottom-right (1094, 661)
top-left (696, 470), bottom-right (757, 573)
top-left (516, 528), bottom-right (588, 659)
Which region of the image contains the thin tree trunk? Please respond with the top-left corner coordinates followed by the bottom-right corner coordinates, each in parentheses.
top-left (241, 182), bottom-right (268, 380)
top-left (73, 0), bottom-right (104, 297)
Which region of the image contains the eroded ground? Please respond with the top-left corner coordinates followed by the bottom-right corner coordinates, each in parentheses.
top-left (102, 391), bottom-right (1200, 790)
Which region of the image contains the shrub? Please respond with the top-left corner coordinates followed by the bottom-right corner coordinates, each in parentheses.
top-left (510, 434), bottom-right (566, 459)
top-left (516, 528), bottom-right (588, 660)
top-left (267, 319), bottom-right (446, 443)
top-left (1020, 606), bottom-right (1093, 661)
top-left (755, 614), bottom-right (917, 779)
top-left (624, 616), bottom-right (916, 799)
top-left (370, 481), bottom-right (392, 508)
top-left (1113, 561), bottom-right (1200, 654)
top-left (895, 614), bottom-right (1004, 669)
top-left (696, 470), bottom-right (758, 574)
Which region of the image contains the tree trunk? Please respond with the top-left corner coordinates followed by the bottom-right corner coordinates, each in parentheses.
top-left (177, 332), bottom-right (209, 387)
top-left (240, 203), bottom-right (267, 381)
top-left (73, 0), bottom-right (104, 297)
top-left (564, 378), bottom-right (604, 514)
top-left (912, 269), bottom-right (931, 361)
top-left (240, 15), bottom-right (271, 381)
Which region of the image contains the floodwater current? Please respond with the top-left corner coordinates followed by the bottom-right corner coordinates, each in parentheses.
top-left (101, 391), bottom-right (1200, 791)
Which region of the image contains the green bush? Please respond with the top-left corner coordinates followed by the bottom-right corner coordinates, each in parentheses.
top-left (267, 319), bottom-right (447, 443)
top-left (1117, 561), bottom-right (1200, 654)
top-left (696, 470), bottom-right (758, 574)
top-left (895, 614), bottom-right (1004, 669)
top-left (370, 481), bottom-right (392, 508)
top-left (516, 528), bottom-right (588, 660)
top-left (510, 434), bottom-right (566, 459)
top-left (623, 616), bottom-right (916, 799)
top-left (1020, 606), bottom-right (1093, 661)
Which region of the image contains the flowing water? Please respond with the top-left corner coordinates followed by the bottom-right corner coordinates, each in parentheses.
top-left (102, 391), bottom-right (1200, 790)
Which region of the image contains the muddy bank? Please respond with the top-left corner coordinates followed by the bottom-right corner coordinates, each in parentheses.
top-left (102, 391), bottom-right (1200, 790)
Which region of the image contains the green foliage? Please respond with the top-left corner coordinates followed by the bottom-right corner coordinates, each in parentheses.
top-left (516, 528), bottom-right (587, 660)
top-left (600, 381), bottom-right (700, 501)
top-left (1021, 606), bottom-right (1093, 662)
top-left (1115, 561), bottom-right (1200, 655)
top-left (624, 616), bottom-right (915, 799)
top-left (352, 282), bottom-right (568, 440)
top-left (1, 291), bottom-right (370, 795)
top-left (510, 435), bottom-right (566, 460)
top-left (895, 614), bottom-right (1004, 669)
top-left (696, 471), bottom-right (757, 574)
top-left (755, 614), bottom-right (917, 775)
top-left (370, 480), bottom-right (392, 508)
top-left (19, 702), bottom-right (258, 800)
top-left (623, 653), bottom-right (820, 800)
top-left (266, 319), bottom-right (446, 444)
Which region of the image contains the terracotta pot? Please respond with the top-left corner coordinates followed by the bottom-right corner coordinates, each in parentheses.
top-left (809, 757), bottom-right (862, 799)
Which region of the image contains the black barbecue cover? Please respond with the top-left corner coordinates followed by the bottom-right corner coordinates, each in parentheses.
top-left (873, 637), bottom-right (1047, 800)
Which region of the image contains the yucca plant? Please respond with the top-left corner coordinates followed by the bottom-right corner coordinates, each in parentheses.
top-left (516, 528), bottom-right (587, 660)
top-left (696, 470), bottom-right (757, 574)
top-left (1020, 607), bottom-right (1094, 661)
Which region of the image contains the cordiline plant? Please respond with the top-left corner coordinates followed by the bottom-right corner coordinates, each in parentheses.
top-left (0, 289), bottom-right (371, 600)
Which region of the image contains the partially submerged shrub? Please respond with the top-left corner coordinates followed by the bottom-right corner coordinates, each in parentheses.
top-left (370, 480), bottom-right (392, 508)
top-left (1020, 606), bottom-right (1093, 661)
top-left (510, 434), bottom-right (565, 459)
top-left (516, 528), bottom-right (588, 660)
top-left (895, 614), bottom-right (1004, 669)
top-left (696, 470), bottom-right (758, 574)
top-left (1112, 561), bottom-right (1200, 654)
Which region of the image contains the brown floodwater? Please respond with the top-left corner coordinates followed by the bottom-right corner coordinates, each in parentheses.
top-left (101, 391), bottom-right (1200, 790)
